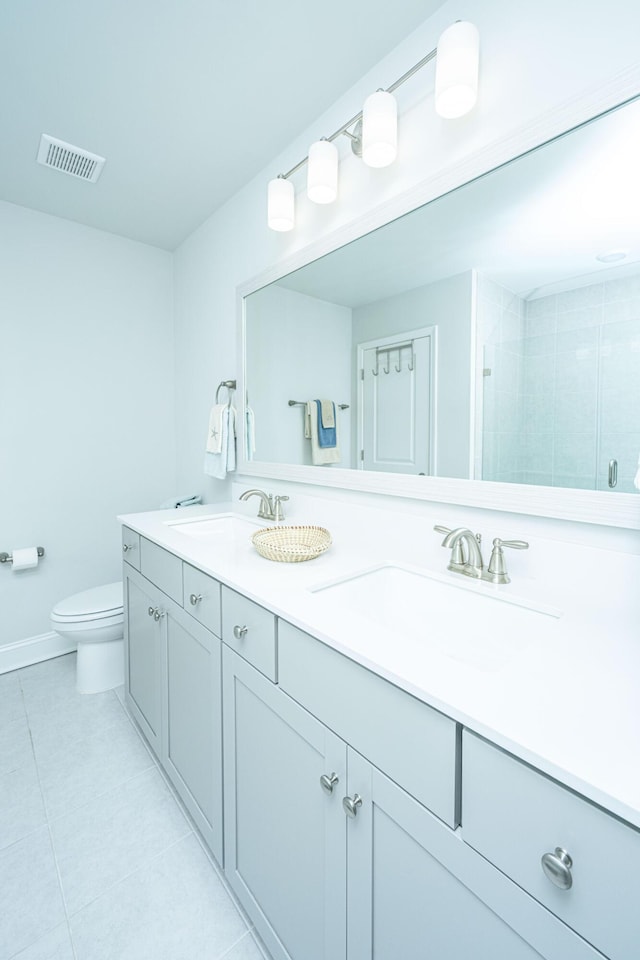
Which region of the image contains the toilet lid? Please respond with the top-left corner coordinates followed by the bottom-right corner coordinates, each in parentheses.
top-left (52, 582), bottom-right (123, 619)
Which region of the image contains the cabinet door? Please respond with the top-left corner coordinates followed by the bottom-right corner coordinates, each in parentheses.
top-left (223, 647), bottom-right (347, 960)
top-left (165, 602), bottom-right (222, 861)
top-left (124, 565), bottom-right (164, 753)
top-left (346, 751), bottom-right (600, 960)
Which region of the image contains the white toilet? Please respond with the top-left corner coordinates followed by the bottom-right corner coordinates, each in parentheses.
top-left (50, 582), bottom-right (124, 694)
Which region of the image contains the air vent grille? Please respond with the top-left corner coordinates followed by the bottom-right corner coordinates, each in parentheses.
top-left (37, 135), bottom-right (105, 183)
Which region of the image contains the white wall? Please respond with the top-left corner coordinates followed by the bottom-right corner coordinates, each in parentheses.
top-left (173, 0), bottom-right (640, 545)
top-left (246, 285), bottom-right (352, 466)
top-left (353, 273), bottom-right (472, 478)
top-left (0, 201), bottom-right (175, 648)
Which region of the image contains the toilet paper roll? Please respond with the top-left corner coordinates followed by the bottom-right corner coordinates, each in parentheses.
top-left (11, 547), bottom-right (39, 570)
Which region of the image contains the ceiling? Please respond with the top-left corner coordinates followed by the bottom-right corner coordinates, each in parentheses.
top-left (0, 0), bottom-right (443, 249)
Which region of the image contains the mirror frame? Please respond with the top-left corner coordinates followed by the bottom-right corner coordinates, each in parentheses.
top-left (237, 69), bottom-right (640, 530)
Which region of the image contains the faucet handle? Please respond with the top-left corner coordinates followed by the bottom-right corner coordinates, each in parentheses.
top-left (487, 537), bottom-right (529, 584)
top-left (433, 525), bottom-right (451, 535)
top-left (273, 495), bottom-right (289, 522)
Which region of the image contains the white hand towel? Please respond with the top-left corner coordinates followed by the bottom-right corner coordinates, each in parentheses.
top-left (245, 405), bottom-right (256, 461)
top-left (206, 404), bottom-right (227, 454)
top-left (204, 406), bottom-right (236, 479)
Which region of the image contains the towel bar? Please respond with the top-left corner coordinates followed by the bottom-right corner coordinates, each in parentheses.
top-left (288, 400), bottom-right (349, 410)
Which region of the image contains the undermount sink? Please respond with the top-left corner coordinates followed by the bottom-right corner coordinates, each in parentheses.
top-left (164, 513), bottom-right (263, 543)
top-left (311, 564), bottom-right (561, 671)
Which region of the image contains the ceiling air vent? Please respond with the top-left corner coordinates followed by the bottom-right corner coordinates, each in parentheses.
top-left (37, 134), bottom-right (105, 183)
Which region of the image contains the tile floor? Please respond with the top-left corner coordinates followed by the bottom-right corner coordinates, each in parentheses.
top-left (0, 654), bottom-right (267, 960)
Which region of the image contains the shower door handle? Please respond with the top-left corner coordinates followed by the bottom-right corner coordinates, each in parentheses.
top-left (608, 459), bottom-right (618, 488)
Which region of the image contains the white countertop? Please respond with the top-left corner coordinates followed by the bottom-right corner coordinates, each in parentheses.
top-left (119, 502), bottom-right (640, 830)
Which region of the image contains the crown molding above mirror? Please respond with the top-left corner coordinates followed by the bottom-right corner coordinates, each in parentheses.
top-left (237, 65), bottom-right (640, 530)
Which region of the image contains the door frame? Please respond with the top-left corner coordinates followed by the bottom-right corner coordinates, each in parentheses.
top-left (356, 325), bottom-right (438, 475)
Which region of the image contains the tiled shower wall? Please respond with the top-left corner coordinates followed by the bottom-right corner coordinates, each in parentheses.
top-left (479, 271), bottom-right (640, 492)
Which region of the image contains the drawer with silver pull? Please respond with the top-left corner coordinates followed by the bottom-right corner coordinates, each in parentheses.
top-left (183, 564), bottom-right (221, 637)
top-left (139, 538), bottom-right (182, 603)
top-left (121, 527), bottom-right (141, 570)
top-left (461, 730), bottom-right (640, 960)
top-left (221, 586), bottom-right (276, 681)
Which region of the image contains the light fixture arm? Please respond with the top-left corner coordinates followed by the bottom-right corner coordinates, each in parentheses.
top-left (277, 46), bottom-right (438, 181)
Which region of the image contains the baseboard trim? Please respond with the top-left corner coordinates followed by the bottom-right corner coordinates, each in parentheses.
top-left (0, 631), bottom-right (77, 674)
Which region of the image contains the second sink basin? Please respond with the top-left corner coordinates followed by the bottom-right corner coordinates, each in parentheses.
top-left (311, 564), bottom-right (561, 671)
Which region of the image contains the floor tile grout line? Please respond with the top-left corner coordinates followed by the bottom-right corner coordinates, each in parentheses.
top-left (25, 696), bottom-right (131, 766)
top-left (63, 828), bottom-right (194, 922)
top-left (19, 702), bottom-right (80, 960)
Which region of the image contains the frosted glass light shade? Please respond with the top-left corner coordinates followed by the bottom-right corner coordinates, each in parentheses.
top-left (307, 139), bottom-right (338, 204)
top-left (267, 177), bottom-right (295, 231)
top-left (362, 90), bottom-right (397, 168)
top-left (435, 21), bottom-right (480, 119)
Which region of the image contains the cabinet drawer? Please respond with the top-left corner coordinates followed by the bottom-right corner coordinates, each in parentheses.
top-left (183, 564), bottom-right (221, 637)
top-left (221, 587), bottom-right (277, 681)
top-left (140, 538), bottom-right (183, 603)
top-left (462, 731), bottom-right (640, 960)
top-left (121, 527), bottom-right (141, 570)
top-left (278, 621), bottom-right (459, 827)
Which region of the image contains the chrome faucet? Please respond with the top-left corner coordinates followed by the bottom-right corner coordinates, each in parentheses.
top-left (239, 488), bottom-right (289, 522)
top-left (434, 525), bottom-right (529, 584)
top-left (439, 526), bottom-right (484, 578)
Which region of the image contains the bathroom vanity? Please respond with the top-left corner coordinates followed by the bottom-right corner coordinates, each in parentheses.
top-left (120, 505), bottom-right (639, 960)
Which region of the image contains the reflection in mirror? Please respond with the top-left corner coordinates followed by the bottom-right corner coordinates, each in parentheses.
top-left (245, 96), bottom-right (640, 493)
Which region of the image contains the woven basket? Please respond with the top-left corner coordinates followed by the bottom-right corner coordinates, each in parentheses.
top-left (251, 525), bottom-right (331, 563)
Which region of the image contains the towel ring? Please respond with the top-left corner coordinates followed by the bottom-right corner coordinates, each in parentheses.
top-left (215, 379), bottom-right (236, 405)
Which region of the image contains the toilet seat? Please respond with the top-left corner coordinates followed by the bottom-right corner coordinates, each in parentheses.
top-left (51, 582), bottom-right (123, 624)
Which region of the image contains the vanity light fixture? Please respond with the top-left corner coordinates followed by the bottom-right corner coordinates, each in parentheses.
top-left (434, 21), bottom-right (480, 119)
top-left (362, 89), bottom-right (398, 168)
top-left (307, 138), bottom-right (339, 204)
top-left (267, 175), bottom-right (295, 232)
top-left (267, 20), bottom-right (480, 231)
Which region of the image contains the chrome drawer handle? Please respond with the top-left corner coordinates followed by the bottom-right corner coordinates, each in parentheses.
top-left (123, 543), bottom-right (135, 553)
top-left (153, 609), bottom-right (165, 622)
top-left (233, 624), bottom-right (248, 640)
top-left (189, 593), bottom-right (203, 606)
top-left (320, 772), bottom-right (339, 795)
top-left (343, 794), bottom-right (363, 818)
top-left (541, 847), bottom-right (573, 890)
top-left (148, 606), bottom-right (155, 617)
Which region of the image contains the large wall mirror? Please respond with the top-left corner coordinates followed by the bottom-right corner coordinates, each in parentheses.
top-left (239, 94), bottom-right (640, 526)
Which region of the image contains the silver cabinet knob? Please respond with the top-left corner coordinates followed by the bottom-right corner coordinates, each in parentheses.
top-left (148, 606), bottom-right (155, 617)
top-left (320, 772), bottom-right (339, 794)
top-left (189, 593), bottom-right (203, 606)
top-left (541, 847), bottom-right (573, 890)
top-left (343, 793), bottom-right (363, 818)
top-left (153, 609), bottom-right (165, 622)
top-left (233, 624), bottom-right (248, 640)
top-left (123, 543), bottom-right (134, 553)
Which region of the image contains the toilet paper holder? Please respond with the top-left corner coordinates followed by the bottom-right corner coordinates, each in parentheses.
top-left (0, 547), bottom-right (45, 564)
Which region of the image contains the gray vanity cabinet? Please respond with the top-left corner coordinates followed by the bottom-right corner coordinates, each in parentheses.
top-left (164, 601), bottom-right (222, 857)
top-left (123, 559), bottom-right (223, 861)
top-left (124, 566), bottom-right (163, 753)
top-left (344, 750), bottom-right (602, 960)
top-left (222, 647), bottom-right (347, 960)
